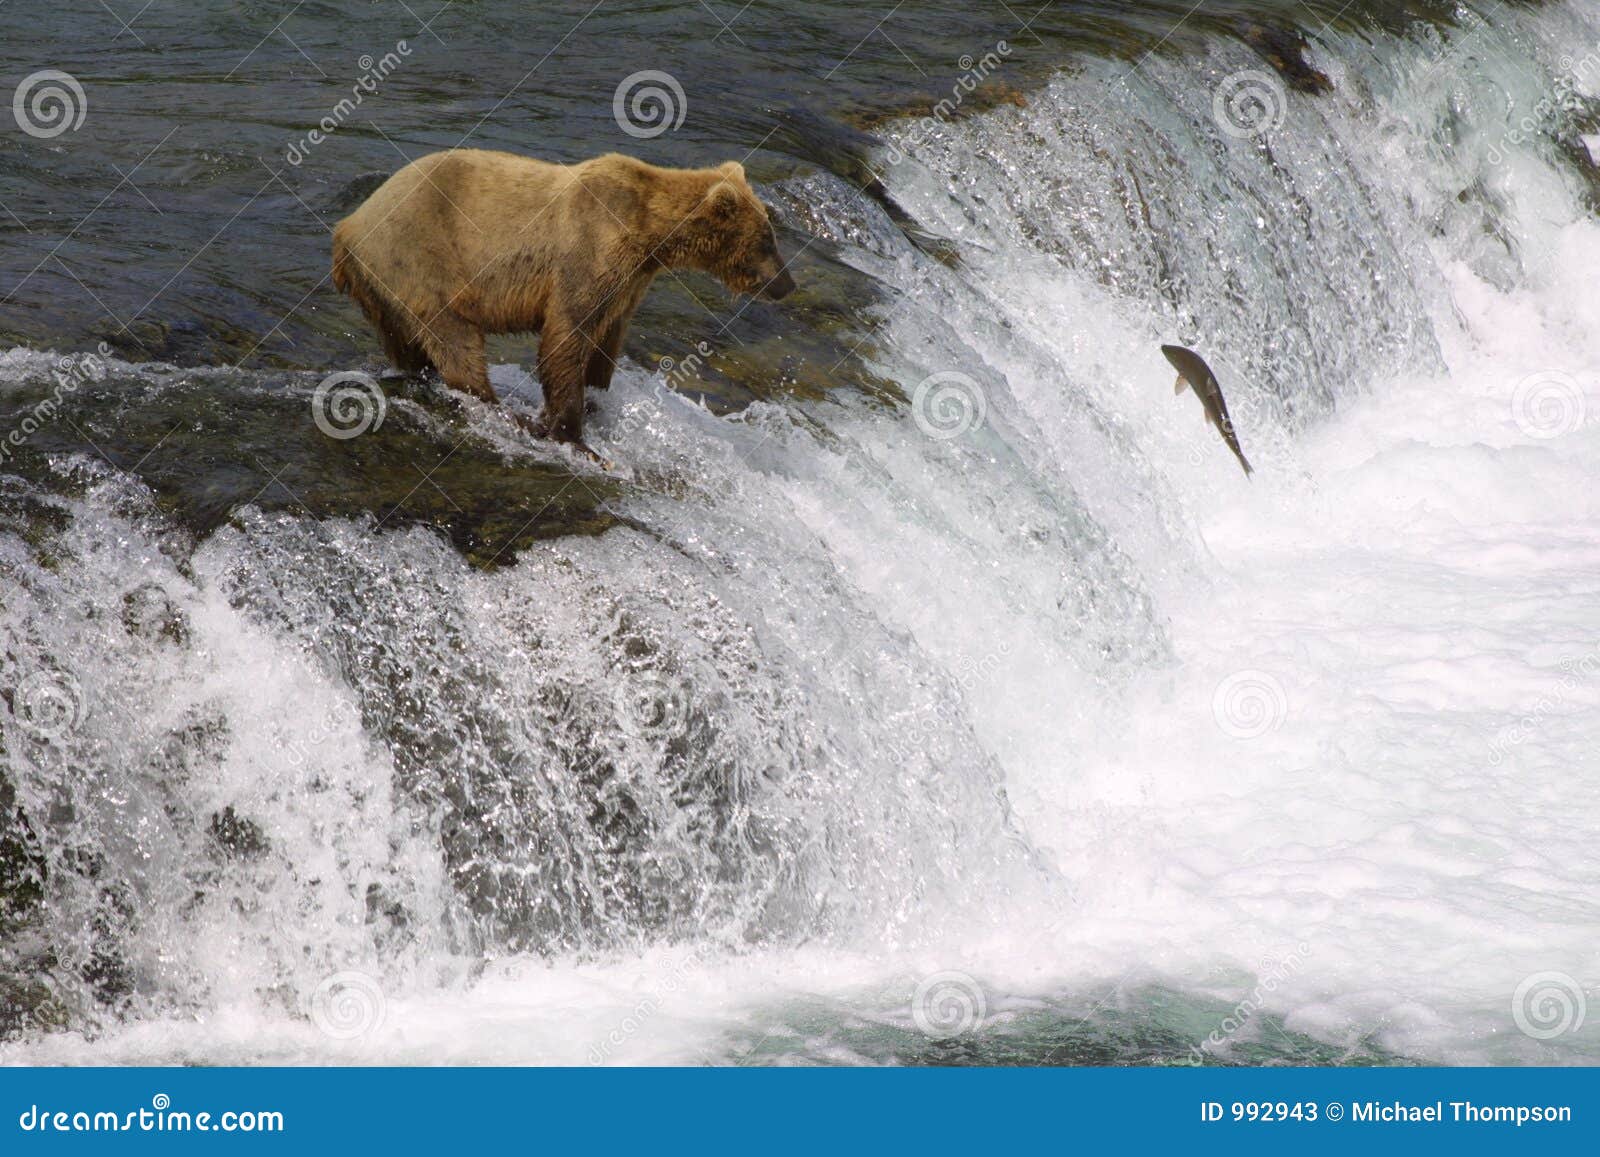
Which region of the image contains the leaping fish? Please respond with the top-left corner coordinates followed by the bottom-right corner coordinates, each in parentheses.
top-left (1161, 343), bottom-right (1254, 478)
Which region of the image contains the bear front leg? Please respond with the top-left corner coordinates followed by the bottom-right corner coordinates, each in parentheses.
top-left (533, 317), bottom-right (589, 445)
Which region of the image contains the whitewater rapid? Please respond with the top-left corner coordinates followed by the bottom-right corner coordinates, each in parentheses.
top-left (6, 1), bottom-right (1600, 1065)
top-left (12, 295), bottom-right (1598, 1065)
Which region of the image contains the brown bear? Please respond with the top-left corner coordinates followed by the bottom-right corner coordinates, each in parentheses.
top-left (331, 148), bottom-right (796, 454)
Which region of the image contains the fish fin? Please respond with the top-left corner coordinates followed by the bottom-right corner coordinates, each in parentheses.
top-left (1174, 374), bottom-right (1189, 395)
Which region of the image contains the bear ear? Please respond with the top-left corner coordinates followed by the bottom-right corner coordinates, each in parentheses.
top-left (719, 160), bottom-right (746, 182)
top-left (701, 180), bottom-right (742, 220)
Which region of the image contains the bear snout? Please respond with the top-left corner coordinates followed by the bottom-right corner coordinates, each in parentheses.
top-left (762, 267), bottom-right (797, 301)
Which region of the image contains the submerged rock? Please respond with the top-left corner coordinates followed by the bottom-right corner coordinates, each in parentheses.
top-left (122, 582), bottom-right (190, 645)
top-left (1234, 21), bottom-right (1334, 95)
top-left (209, 806), bottom-right (269, 860)
top-left (0, 774), bottom-right (46, 933)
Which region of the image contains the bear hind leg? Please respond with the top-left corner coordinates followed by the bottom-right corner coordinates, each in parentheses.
top-left (336, 243), bottom-right (435, 375)
top-left (377, 314), bottom-right (433, 375)
top-left (417, 310), bottom-right (495, 403)
top-left (584, 319), bottom-right (626, 391)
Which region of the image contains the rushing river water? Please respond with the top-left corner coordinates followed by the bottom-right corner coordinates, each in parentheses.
top-left (3, 0), bottom-right (1600, 1065)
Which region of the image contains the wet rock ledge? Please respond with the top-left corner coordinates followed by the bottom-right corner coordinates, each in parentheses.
top-left (0, 362), bottom-right (620, 569)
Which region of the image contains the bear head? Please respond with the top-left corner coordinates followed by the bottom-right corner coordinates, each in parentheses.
top-left (685, 162), bottom-right (796, 302)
